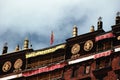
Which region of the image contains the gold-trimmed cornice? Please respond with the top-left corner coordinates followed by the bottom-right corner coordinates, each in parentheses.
top-left (26, 44), bottom-right (66, 58)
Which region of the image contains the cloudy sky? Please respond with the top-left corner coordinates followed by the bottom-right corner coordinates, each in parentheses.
top-left (0, 0), bottom-right (120, 54)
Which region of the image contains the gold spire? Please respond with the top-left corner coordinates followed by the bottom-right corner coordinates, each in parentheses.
top-left (72, 25), bottom-right (78, 37)
top-left (24, 37), bottom-right (29, 50)
top-left (90, 25), bottom-right (95, 32)
top-left (15, 45), bottom-right (19, 51)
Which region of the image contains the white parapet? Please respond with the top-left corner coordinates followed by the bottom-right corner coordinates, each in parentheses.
top-left (0, 73), bottom-right (22, 80)
top-left (114, 47), bottom-right (120, 52)
top-left (68, 55), bottom-right (94, 65)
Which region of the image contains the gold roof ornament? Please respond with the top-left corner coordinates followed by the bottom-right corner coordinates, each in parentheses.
top-left (90, 25), bottom-right (95, 32)
top-left (24, 37), bottom-right (29, 50)
top-left (15, 45), bottom-right (19, 52)
top-left (72, 25), bottom-right (78, 37)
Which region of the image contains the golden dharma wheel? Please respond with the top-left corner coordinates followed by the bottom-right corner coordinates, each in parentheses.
top-left (84, 40), bottom-right (93, 51)
top-left (71, 44), bottom-right (80, 55)
top-left (14, 59), bottom-right (23, 69)
top-left (2, 61), bottom-right (12, 72)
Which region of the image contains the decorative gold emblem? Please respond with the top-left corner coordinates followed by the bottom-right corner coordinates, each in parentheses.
top-left (14, 59), bottom-right (23, 69)
top-left (2, 61), bottom-right (12, 72)
top-left (71, 44), bottom-right (80, 54)
top-left (84, 40), bottom-right (93, 51)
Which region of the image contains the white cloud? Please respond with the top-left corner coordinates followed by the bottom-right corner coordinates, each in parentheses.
top-left (0, 0), bottom-right (120, 53)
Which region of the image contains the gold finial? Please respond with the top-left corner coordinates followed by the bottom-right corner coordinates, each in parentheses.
top-left (90, 25), bottom-right (95, 32)
top-left (24, 37), bottom-right (29, 50)
top-left (15, 45), bottom-right (19, 51)
top-left (72, 25), bottom-right (78, 37)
